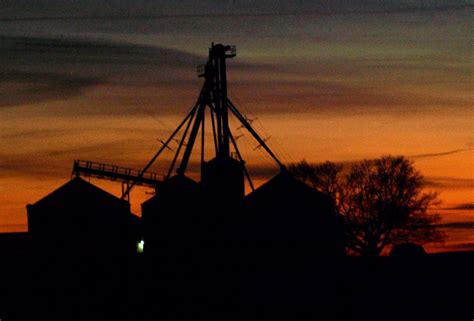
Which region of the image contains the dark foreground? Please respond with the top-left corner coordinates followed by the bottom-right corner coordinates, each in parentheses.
top-left (1, 251), bottom-right (472, 321)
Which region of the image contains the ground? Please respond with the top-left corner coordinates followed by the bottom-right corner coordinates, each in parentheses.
top-left (1, 250), bottom-right (472, 321)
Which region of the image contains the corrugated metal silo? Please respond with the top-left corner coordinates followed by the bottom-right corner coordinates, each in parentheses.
top-left (202, 156), bottom-right (245, 203)
top-left (27, 177), bottom-right (140, 255)
top-left (141, 174), bottom-right (203, 260)
top-left (244, 171), bottom-right (345, 257)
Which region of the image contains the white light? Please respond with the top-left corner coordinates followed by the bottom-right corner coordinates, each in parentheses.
top-left (137, 239), bottom-right (145, 253)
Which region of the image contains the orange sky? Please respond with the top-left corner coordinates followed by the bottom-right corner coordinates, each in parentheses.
top-left (0, 2), bottom-right (472, 252)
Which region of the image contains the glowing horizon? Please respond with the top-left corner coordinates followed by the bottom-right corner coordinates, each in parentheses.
top-left (0, 1), bottom-right (472, 252)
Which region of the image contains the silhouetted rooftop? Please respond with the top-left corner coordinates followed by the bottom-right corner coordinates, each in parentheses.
top-left (142, 174), bottom-right (200, 206)
top-left (31, 176), bottom-right (130, 210)
top-left (245, 170), bottom-right (333, 206)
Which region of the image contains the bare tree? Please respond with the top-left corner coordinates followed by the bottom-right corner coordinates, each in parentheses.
top-left (289, 156), bottom-right (444, 256)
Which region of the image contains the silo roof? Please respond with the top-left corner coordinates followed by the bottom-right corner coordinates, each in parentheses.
top-left (205, 156), bottom-right (243, 166)
top-left (31, 176), bottom-right (129, 210)
top-left (141, 174), bottom-right (200, 207)
top-left (245, 171), bottom-right (332, 204)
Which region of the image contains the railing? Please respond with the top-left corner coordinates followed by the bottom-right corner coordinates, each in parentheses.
top-left (196, 64), bottom-right (206, 77)
top-left (228, 45), bottom-right (237, 57)
top-left (72, 160), bottom-right (162, 187)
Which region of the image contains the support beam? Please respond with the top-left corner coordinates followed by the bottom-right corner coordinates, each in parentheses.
top-left (167, 104), bottom-right (198, 178)
top-left (229, 131), bottom-right (255, 192)
top-left (227, 98), bottom-right (285, 170)
top-left (177, 83), bottom-right (209, 175)
top-left (210, 107), bottom-right (218, 155)
top-left (201, 106), bottom-right (205, 172)
top-left (121, 98), bottom-right (200, 199)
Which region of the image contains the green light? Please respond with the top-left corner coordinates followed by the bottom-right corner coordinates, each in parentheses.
top-left (137, 239), bottom-right (145, 253)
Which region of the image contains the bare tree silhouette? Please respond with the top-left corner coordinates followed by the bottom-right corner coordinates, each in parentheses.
top-left (289, 156), bottom-right (444, 256)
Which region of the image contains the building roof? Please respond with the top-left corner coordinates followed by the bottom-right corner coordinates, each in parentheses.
top-left (245, 170), bottom-right (333, 206)
top-left (30, 176), bottom-right (130, 210)
top-left (142, 174), bottom-right (200, 207)
top-left (204, 155), bottom-right (243, 167)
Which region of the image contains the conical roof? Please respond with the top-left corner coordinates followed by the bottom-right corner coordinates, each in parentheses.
top-left (242, 170), bottom-right (345, 256)
top-left (245, 170), bottom-right (333, 207)
top-left (27, 177), bottom-right (140, 255)
top-left (141, 174), bottom-right (200, 208)
top-left (31, 176), bottom-right (129, 210)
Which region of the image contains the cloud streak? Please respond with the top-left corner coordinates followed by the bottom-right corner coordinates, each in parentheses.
top-left (411, 148), bottom-right (473, 159)
top-left (444, 203), bottom-right (474, 211)
top-left (424, 177), bottom-right (474, 189)
top-left (437, 222), bottom-right (474, 229)
top-left (0, 71), bottom-right (102, 108)
top-left (442, 243), bottom-right (474, 250)
top-left (0, 36), bottom-right (290, 111)
top-left (1, 31), bottom-right (470, 116)
top-left (0, 2), bottom-right (470, 21)
top-left (0, 36), bottom-right (204, 108)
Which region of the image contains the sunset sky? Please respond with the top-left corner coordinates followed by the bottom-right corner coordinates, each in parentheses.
top-left (0, 1), bottom-right (472, 252)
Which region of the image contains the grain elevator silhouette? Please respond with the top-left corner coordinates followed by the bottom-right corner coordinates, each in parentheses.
top-left (27, 43), bottom-right (345, 258)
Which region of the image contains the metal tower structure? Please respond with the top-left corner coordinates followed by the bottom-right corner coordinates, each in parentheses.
top-left (73, 43), bottom-right (284, 200)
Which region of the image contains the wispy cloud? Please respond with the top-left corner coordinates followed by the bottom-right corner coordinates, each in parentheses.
top-left (0, 128), bottom-right (70, 140)
top-left (0, 2), bottom-right (470, 21)
top-left (0, 36), bottom-right (204, 108)
top-left (0, 36), bottom-right (289, 111)
top-left (438, 222), bottom-right (474, 229)
top-left (444, 242), bottom-right (474, 250)
top-left (0, 138), bottom-right (160, 180)
top-left (424, 177), bottom-right (474, 189)
top-left (410, 148), bottom-right (473, 159)
top-left (443, 203), bottom-right (474, 211)
top-left (0, 71), bottom-right (102, 108)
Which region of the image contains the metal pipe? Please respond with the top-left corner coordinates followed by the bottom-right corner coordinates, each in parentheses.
top-left (229, 130), bottom-right (255, 192)
top-left (121, 94), bottom-right (202, 199)
top-left (167, 103), bottom-right (198, 178)
top-left (227, 98), bottom-right (285, 170)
